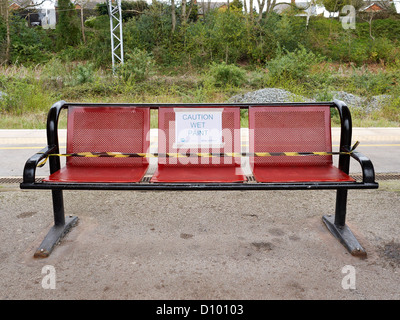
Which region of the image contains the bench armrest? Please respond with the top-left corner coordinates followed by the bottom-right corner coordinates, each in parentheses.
top-left (351, 151), bottom-right (377, 185)
top-left (47, 100), bottom-right (66, 145)
top-left (332, 99), bottom-right (353, 174)
top-left (22, 145), bottom-right (58, 184)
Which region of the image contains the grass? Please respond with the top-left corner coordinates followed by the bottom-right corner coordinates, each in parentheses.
top-left (379, 181), bottom-right (400, 194)
top-left (0, 113), bottom-right (48, 129)
top-left (1, 62), bottom-right (399, 129)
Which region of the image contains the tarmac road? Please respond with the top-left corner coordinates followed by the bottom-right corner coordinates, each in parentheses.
top-left (0, 128), bottom-right (399, 303)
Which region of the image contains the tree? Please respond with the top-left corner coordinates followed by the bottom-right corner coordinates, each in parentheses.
top-left (265, 0), bottom-right (277, 17)
top-left (171, 0), bottom-right (176, 32)
top-left (211, 10), bottom-right (247, 63)
top-left (56, 0), bottom-right (81, 50)
top-left (121, 0), bottom-right (148, 20)
top-left (1, 0), bottom-right (46, 64)
top-left (358, 1), bottom-right (396, 40)
top-left (181, 0), bottom-right (196, 26)
top-left (230, 0), bottom-right (243, 10)
top-left (256, 0), bottom-right (266, 21)
top-left (0, 0), bottom-right (10, 63)
top-left (322, 0), bottom-right (347, 16)
top-left (75, 0), bottom-right (89, 44)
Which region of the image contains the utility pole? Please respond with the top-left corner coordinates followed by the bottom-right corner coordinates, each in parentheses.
top-left (107, 0), bottom-right (124, 73)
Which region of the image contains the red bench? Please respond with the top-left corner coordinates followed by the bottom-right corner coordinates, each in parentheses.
top-left (21, 100), bottom-right (378, 258)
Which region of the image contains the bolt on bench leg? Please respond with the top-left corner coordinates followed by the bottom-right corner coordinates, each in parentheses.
top-left (322, 189), bottom-right (367, 258)
top-left (34, 190), bottom-right (78, 258)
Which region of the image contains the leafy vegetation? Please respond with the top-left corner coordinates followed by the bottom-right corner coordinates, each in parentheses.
top-left (0, 0), bottom-right (399, 128)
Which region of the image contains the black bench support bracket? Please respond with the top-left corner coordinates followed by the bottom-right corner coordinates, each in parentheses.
top-left (322, 214), bottom-right (366, 258)
top-left (34, 215), bottom-right (78, 258)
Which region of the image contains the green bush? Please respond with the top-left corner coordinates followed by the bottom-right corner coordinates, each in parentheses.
top-left (380, 96), bottom-right (400, 122)
top-left (355, 19), bottom-right (400, 42)
top-left (208, 10), bottom-right (247, 64)
top-left (70, 63), bottom-right (96, 86)
top-left (369, 37), bottom-right (400, 64)
top-left (266, 45), bottom-right (325, 82)
top-left (56, 0), bottom-right (81, 50)
top-left (183, 20), bottom-right (212, 66)
top-left (348, 40), bottom-right (370, 65)
top-left (349, 67), bottom-right (396, 96)
top-left (8, 16), bottom-right (53, 64)
top-left (208, 62), bottom-right (246, 87)
top-left (116, 48), bottom-right (156, 82)
top-left (79, 15), bottom-right (111, 67)
top-left (307, 17), bottom-right (400, 66)
top-left (41, 58), bottom-right (70, 89)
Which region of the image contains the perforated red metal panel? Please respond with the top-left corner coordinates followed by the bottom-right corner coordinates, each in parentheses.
top-left (249, 106), bottom-right (332, 167)
top-left (44, 106), bottom-right (150, 183)
top-left (67, 106), bottom-right (150, 167)
top-left (151, 106), bottom-right (246, 182)
top-left (249, 105), bottom-right (354, 183)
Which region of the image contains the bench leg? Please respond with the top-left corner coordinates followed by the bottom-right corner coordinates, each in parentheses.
top-left (322, 189), bottom-right (367, 258)
top-left (34, 190), bottom-right (78, 258)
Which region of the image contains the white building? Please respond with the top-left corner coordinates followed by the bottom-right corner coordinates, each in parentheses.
top-left (34, 0), bottom-right (57, 29)
top-left (394, 0), bottom-right (400, 13)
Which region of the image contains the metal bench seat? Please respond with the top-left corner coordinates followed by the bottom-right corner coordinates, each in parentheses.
top-left (43, 165), bottom-right (150, 183)
top-left (251, 165), bottom-right (355, 183)
top-left (20, 100), bottom-right (378, 258)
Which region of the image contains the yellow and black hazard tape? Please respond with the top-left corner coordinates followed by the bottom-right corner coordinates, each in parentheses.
top-left (37, 142), bottom-right (359, 167)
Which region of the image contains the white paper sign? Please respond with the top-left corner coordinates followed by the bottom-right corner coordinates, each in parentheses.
top-left (174, 109), bottom-right (223, 147)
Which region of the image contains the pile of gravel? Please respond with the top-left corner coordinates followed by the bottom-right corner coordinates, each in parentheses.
top-left (331, 91), bottom-right (391, 113)
top-left (227, 88), bottom-right (315, 104)
top-left (330, 91), bottom-right (364, 109)
top-left (228, 88), bottom-right (391, 114)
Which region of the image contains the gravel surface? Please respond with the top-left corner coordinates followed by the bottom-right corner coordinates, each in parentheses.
top-left (228, 88), bottom-right (392, 114)
top-left (228, 88), bottom-right (315, 103)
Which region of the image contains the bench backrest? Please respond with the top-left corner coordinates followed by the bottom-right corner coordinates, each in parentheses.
top-left (157, 106), bottom-right (241, 167)
top-left (249, 105), bottom-right (333, 167)
top-left (66, 106), bottom-right (150, 167)
top-left (64, 105), bottom-right (332, 169)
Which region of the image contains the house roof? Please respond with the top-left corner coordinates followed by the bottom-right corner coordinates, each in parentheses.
top-left (72, 0), bottom-right (105, 10)
top-left (273, 2), bottom-right (319, 15)
top-left (361, 2), bottom-right (386, 11)
top-left (9, 0), bottom-right (35, 9)
top-left (52, 0), bottom-right (104, 10)
top-left (273, 3), bottom-right (291, 14)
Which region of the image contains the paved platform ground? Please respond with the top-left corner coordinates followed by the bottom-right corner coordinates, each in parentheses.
top-left (0, 182), bottom-right (399, 300)
top-left (0, 128), bottom-right (399, 302)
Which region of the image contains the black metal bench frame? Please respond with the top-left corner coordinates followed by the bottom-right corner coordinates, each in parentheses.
top-left (20, 100), bottom-right (379, 258)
